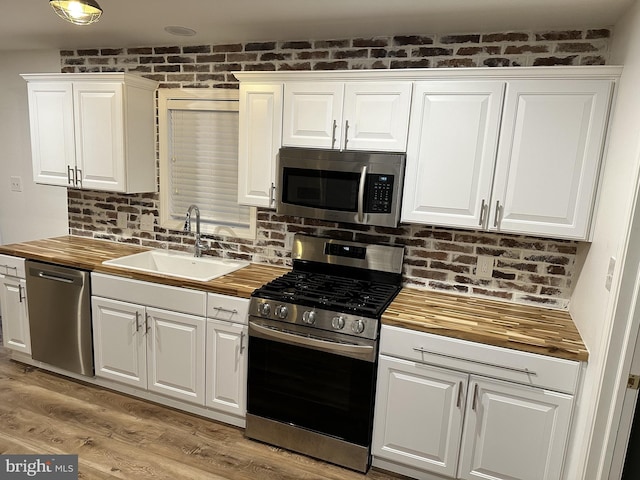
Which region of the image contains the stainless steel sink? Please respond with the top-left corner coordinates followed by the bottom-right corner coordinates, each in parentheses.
top-left (103, 250), bottom-right (249, 282)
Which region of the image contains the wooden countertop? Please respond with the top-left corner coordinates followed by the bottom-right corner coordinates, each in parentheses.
top-left (0, 236), bottom-right (287, 298)
top-left (383, 289), bottom-right (588, 362)
top-left (0, 235), bottom-right (588, 362)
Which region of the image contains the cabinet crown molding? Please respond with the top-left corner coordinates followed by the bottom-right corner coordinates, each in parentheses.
top-left (234, 65), bottom-right (622, 83)
top-left (21, 72), bottom-right (158, 90)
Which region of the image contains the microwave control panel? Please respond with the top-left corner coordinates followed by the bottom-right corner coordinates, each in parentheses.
top-left (366, 174), bottom-right (395, 213)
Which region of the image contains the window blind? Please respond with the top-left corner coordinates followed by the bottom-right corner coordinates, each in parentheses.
top-left (168, 105), bottom-right (250, 228)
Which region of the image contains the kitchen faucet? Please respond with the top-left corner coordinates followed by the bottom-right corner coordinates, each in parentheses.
top-left (183, 204), bottom-right (207, 257)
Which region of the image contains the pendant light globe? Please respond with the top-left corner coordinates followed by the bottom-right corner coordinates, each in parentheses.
top-left (49, 0), bottom-right (102, 26)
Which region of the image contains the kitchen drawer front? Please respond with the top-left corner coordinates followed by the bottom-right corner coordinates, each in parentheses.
top-left (207, 293), bottom-right (249, 325)
top-left (0, 255), bottom-right (25, 278)
top-left (380, 324), bottom-right (580, 394)
top-left (91, 273), bottom-right (206, 317)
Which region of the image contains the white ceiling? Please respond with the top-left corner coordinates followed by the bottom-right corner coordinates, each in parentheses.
top-left (0, 0), bottom-right (635, 51)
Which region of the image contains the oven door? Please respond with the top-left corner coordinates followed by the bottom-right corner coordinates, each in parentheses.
top-left (247, 317), bottom-right (378, 448)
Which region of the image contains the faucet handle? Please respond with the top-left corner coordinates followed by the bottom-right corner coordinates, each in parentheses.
top-left (183, 212), bottom-right (191, 231)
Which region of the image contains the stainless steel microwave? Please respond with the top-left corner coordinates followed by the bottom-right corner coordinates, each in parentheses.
top-left (276, 147), bottom-right (406, 227)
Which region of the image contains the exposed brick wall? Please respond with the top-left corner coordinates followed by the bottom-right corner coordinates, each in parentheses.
top-left (62, 27), bottom-right (609, 309)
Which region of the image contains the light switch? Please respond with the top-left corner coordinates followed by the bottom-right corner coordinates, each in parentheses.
top-left (116, 212), bottom-right (128, 228)
top-left (605, 256), bottom-right (616, 291)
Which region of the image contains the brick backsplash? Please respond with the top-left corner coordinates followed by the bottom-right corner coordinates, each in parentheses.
top-left (62, 27), bottom-right (609, 308)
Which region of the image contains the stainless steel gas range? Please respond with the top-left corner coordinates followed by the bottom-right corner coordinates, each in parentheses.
top-left (245, 234), bottom-right (404, 473)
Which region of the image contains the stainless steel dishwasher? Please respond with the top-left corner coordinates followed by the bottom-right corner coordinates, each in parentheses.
top-left (25, 260), bottom-right (93, 376)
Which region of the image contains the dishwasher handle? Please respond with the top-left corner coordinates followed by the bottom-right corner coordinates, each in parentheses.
top-left (37, 272), bottom-right (75, 283)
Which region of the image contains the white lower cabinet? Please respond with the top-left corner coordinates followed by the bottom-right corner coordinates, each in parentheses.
top-left (92, 296), bottom-right (206, 405)
top-left (374, 356), bottom-right (467, 478)
top-left (90, 273), bottom-right (249, 423)
top-left (205, 293), bottom-right (249, 417)
top-left (0, 255), bottom-right (31, 355)
top-left (372, 325), bottom-right (579, 480)
top-left (458, 377), bottom-right (572, 480)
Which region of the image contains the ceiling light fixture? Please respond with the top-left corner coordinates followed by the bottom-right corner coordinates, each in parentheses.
top-left (49, 0), bottom-right (102, 26)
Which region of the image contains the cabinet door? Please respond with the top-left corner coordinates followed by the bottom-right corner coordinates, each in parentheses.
top-left (401, 81), bottom-right (504, 228)
top-left (372, 355), bottom-right (468, 478)
top-left (26, 81), bottom-right (75, 187)
top-left (146, 307), bottom-right (206, 405)
top-left (73, 82), bottom-right (126, 191)
top-left (490, 79), bottom-right (613, 239)
top-left (282, 82), bottom-right (344, 148)
top-left (342, 82), bottom-right (412, 152)
top-left (91, 297), bottom-right (147, 388)
top-left (458, 376), bottom-right (573, 480)
top-left (238, 83), bottom-right (283, 207)
top-left (205, 319), bottom-right (247, 416)
top-left (0, 276), bottom-right (31, 354)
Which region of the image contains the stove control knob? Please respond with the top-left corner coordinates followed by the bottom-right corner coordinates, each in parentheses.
top-left (275, 305), bottom-right (288, 319)
top-left (331, 315), bottom-right (346, 330)
top-left (352, 319), bottom-right (366, 334)
top-left (257, 302), bottom-right (271, 317)
top-left (302, 310), bottom-right (316, 325)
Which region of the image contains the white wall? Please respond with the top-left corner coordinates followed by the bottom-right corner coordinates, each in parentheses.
top-left (565, 2), bottom-right (640, 478)
top-left (0, 50), bottom-right (68, 245)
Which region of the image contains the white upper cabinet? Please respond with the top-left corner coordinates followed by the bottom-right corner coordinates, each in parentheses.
top-left (237, 83), bottom-right (283, 208)
top-left (236, 68), bottom-right (619, 238)
top-left (22, 73), bottom-right (158, 193)
top-left (282, 81), bottom-right (412, 151)
top-left (489, 79), bottom-right (613, 239)
top-left (401, 81), bottom-right (505, 228)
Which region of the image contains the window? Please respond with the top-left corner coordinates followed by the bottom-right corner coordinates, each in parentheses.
top-left (158, 89), bottom-right (256, 239)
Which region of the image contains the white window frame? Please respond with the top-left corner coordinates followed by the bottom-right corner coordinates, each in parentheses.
top-left (158, 88), bottom-right (256, 239)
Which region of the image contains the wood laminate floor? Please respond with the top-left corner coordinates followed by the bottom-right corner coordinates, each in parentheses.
top-left (0, 346), bottom-right (409, 480)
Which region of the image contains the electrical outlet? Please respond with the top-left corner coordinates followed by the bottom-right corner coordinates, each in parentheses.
top-left (476, 256), bottom-right (494, 279)
top-left (10, 176), bottom-right (22, 192)
top-left (140, 213), bottom-right (155, 232)
top-left (116, 212), bottom-right (128, 229)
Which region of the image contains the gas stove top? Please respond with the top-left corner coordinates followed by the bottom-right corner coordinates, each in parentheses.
top-left (250, 234), bottom-right (404, 340)
top-left (253, 270), bottom-right (401, 318)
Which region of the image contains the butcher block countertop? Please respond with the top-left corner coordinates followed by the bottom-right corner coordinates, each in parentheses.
top-left (383, 289), bottom-right (588, 362)
top-left (0, 235), bottom-right (587, 362)
top-left (0, 235), bottom-right (287, 298)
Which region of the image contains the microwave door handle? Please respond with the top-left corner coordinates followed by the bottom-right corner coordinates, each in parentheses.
top-left (357, 165), bottom-right (367, 223)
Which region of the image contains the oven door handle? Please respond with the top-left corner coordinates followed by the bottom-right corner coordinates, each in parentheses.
top-left (249, 321), bottom-right (375, 362)
top-left (357, 165), bottom-right (367, 224)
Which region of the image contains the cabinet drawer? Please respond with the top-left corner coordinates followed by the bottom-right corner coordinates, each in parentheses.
top-left (207, 293), bottom-right (249, 325)
top-left (0, 255), bottom-right (25, 278)
top-left (380, 324), bottom-right (580, 394)
top-left (91, 273), bottom-right (206, 317)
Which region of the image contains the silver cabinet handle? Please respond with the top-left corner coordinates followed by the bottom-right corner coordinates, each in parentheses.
top-left (343, 120), bottom-right (349, 151)
top-left (75, 167), bottom-right (82, 188)
top-left (412, 347), bottom-right (537, 376)
top-left (457, 381), bottom-right (463, 408)
top-left (479, 199), bottom-right (487, 226)
top-left (135, 311), bottom-right (141, 333)
top-left (67, 165), bottom-right (75, 186)
top-left (494, 200), bottom-right (501, 228)
top-left (472, 383), bottom-right (479, 411)
top-left (240, 332), bottom-right (246, 353)
top-left (269, 183), bottom-right (276, 207)
top-left (357, 165), bottom-right (367, 223)
top-left (213, 306), bottom-right (238, 315)
top-left (331, 119), bottom-right (337, 149)
top-left (0, 264), bottom-right (18, 275)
